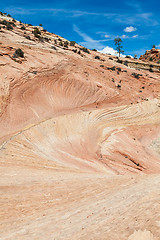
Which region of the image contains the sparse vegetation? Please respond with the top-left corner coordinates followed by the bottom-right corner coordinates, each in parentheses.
top-left (117, 59), bottom-right (123, 64)
top-left (21, 25), bottom-right (25, 30)
top-left (33, 27), bottom-right (41, 35)
top-left (81, 47), bottom-right (90, 54)
top-left (149, 57), bottom-right (153, 61)
top-left (72, 49), bottom-right (77, 53)
top-left (95, 56), bottom-right (100, 60)
top-left (13, 48), bottom-right (24, 58)
top-left (117, 67), bottom-right (121, 72)
top-left (6, 22), bottom-right (13, 30)
top-left (25, 35), bottom-right (31, 40)
top-left (70, 41), bottom-right (76, 46)
top-left (64, 41), bottom-right (69, 48)
top-left (131, 72), bottom-right (142, 79)
top-left (51, 46), bottom-right (56, 50)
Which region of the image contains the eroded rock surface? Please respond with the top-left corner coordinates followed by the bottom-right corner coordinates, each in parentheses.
top-left (0, 15), bottom-right (160, 240)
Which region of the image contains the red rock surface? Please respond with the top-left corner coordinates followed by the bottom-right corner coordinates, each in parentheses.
top-left (140, 48), bottom-right (160, 63)
top-left (0, 15), bottom-right (160, 240)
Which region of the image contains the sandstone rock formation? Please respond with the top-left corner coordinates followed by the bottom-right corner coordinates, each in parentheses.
top-left (140, 48), bottom-right (160, 64)
top-left (0, 14), bottom-right (160, 240)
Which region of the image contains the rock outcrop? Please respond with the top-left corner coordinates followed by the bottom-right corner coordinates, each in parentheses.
top-left (140, 48), bottom-right (160, 63)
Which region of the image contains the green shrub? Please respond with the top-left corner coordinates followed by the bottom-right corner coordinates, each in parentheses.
top-left (81, 47), bottom-right (90, 54)
top-left (117, 59), bottom-right (123, 64)
top-left (70, 41), bottom-right (76, 46)
top-left (25, 35), bottom-right (31, 40)
top-left (64, 41), bottom-right (69, 48)
top-left (149, 57), bottom-right (153, 61)
top-left (21, 25), bottom-right (25, 30)
top-left (33, 27), bottom-right (41, 35)
top-left (13, 48), bottom-right (24, 58)
top-left (95, 55), bottom-right (100, 59)
top-left (6, 22), bottom-right (13, 30)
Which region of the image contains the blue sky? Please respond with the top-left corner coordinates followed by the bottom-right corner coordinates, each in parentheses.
top-left (1, 0), bottom-right (160, 56)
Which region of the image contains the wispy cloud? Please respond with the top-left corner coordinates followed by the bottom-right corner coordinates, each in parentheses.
top-left (73, 25), bottom-right (105, 49)
top-left (115, 13), bottom-right (158, 26)
top-left (5, 6), bottom-right (158, 26)
top-left (121, 34), bottom-right (138, 39)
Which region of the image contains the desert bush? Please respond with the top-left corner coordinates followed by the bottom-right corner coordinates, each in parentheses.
top-left (131, 72), bottom-right (141, 79)
top-left (92, 49), bottom-right (97, 51)
top-left (13, 48), bottom-right (24, 58)
top-left (117, 59), bottom-right (123, 64)
top-left (33, 27), bottom-right (41, 35)
top-left (6, 22), bottom-right (13, 30)
top-left (117, 67), bottom-right (121, 71)
top-left (51, 46), bottom-right (56, 50)
top-left (95, 55), bottom-right (100, 59)
top-left (25, 35), bottom-right (31, 40)
top-left (81, 47), bottom-right (90, 54)
top-left (149, 57), bottom-right (153, 61)
top-left (64, 41), bottom-right (69, 48)
top-left (70, 41), bottom-right (76, 46)
top-left (44, 37), bottom-right (50, 42)
top-left (21, 25), bottom-right (25, 30)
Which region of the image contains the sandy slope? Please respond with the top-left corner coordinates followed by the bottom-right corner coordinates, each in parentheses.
top-left (0, 16), bottom-right (160, 239)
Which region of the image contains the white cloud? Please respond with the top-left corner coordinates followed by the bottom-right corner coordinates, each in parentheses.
top-left (124, 26), bottom-right (137, 32)
top-left (156, 44), bottom-right (160, 48)
top-left (105, 34), bottom-right (110, 38)
top-left (132, 34), bottom-right (138, 38)
top-left (98, 46), bottom-right (126, 57)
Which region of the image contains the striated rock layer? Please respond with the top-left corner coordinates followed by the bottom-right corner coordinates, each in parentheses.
top-left (0, 15), bottom-right (160, 240)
